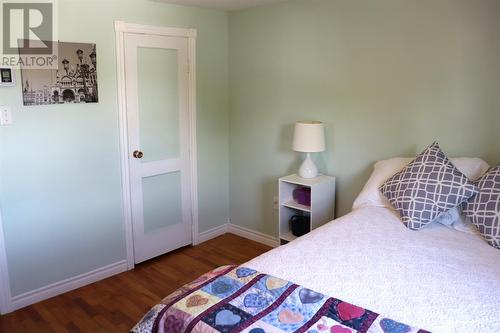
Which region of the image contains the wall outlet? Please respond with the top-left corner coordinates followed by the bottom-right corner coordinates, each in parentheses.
top-left (0, 105), bottom-right (13, 125)
top-left (273, 196), bottom-right (279, 210)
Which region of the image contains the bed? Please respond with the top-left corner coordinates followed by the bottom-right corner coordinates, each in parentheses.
top-left (131, 205), bottom-right (500, 333)
top-left (246, 206), bottom-right (500, 332)
top-left (132, 151), bottom-right (500, 333)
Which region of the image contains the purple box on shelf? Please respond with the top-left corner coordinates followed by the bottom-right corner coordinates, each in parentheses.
top-left (293, 187), bottom-right (311, 206)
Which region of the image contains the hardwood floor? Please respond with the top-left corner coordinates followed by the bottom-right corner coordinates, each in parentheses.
top-left (0, 234), bottom-right (271, 333)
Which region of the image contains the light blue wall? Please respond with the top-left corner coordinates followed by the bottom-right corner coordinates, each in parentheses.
top-left (228, 0), bottom-right (500, 236)
top-left (1, 0), bottom-right (499, 299)
top-left (0, 0), bottom-right (229, 296)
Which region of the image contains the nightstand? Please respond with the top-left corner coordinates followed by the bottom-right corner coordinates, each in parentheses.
top-left (278, 174), bottom-right (336, 245)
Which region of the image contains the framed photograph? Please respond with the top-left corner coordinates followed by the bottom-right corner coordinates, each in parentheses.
top-left (20, 41), bottom-right (98, 106)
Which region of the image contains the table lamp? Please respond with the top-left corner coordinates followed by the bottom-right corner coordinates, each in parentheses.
top-left (292, 120), bottom-right (325, 179)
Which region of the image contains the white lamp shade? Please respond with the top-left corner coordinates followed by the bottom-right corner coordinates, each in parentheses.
top-left (292, 121), bottom-right (325, 153)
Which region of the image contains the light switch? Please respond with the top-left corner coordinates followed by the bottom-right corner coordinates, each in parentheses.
top-left (0, 105), bottom-right (13, 125)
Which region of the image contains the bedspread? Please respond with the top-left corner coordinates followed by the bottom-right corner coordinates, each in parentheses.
top-left (131, 265), bottom-right (429, 333)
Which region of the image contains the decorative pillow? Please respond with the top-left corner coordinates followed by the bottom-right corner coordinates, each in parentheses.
top-left (379, 142), bottom-right (479, 230)
top-left (352, 157), bottom-right (489, 211)
top-left (463, 165), bottom-right (500, 248)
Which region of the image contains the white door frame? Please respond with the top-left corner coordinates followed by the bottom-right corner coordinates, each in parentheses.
top-left (114, 21), bottom-right (199, 270)
top-left (0, 209), bottom-right (12, 314)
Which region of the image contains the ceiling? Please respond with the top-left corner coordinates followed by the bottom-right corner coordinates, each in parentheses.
top-left (153, 0), bottom-right (289, 11)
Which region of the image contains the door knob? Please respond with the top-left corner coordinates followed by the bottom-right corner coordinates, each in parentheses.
top-left (133, 150), bottom-right (144, 159)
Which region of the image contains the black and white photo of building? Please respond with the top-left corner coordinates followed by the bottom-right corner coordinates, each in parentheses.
top-left (21, 41), bottom-right (98, 106)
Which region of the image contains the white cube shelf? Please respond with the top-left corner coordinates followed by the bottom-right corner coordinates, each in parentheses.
top-left (278, 174), bottom-right (336, 245)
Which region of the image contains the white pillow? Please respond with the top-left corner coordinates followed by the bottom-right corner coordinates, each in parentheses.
top-left (352, 157), bottom-right (490, 211)
top-left (452, 210), bottom-right (482, 236)
top-left (433, 206), bottom-right (481, 235)
top-left (433, 207), bottom-right (461, 227)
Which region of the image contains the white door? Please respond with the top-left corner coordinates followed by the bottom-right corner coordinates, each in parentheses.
top-left (124, 33), bottom-right (193, 264)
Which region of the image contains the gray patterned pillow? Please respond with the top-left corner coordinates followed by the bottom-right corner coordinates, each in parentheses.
top-left (379, 142), bottom-right (479, 230)
top-left (463, 165), bottom-right (500, 249)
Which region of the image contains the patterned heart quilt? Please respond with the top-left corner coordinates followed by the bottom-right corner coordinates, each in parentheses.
top-left (131, 265), bottom-right (430, 333)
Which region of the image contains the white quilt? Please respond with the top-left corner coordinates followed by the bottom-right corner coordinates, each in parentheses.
top-left (245, 207), bottom-right (500, 332)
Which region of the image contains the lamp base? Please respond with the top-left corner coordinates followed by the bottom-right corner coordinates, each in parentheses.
top-left (298, 153), bottom-right (318, 179)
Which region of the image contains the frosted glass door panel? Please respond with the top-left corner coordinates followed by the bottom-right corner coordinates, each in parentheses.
top-left (137, 47), bottom-right (179, 163)
top-left (142, 172), bottom-right (183, 233)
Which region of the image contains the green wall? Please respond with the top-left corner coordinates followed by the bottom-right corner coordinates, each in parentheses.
top-left (228, 0), bottom-right (500, 236)
top-left (0, 0), bottom-right (229, 296)
top-left (1, 0), bottom-right (499, 299)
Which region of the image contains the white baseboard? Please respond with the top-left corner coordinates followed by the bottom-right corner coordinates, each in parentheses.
top-left (227, 224), bottom-right (279, 248)
top-left (7, 224), bottom-right (276, 313)
top-left (198, 223), bottom-right (279, 248)
top-left (10, 260), bottom-right (127, 312)
top-left (198, 223), bottom-right (229, 244)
